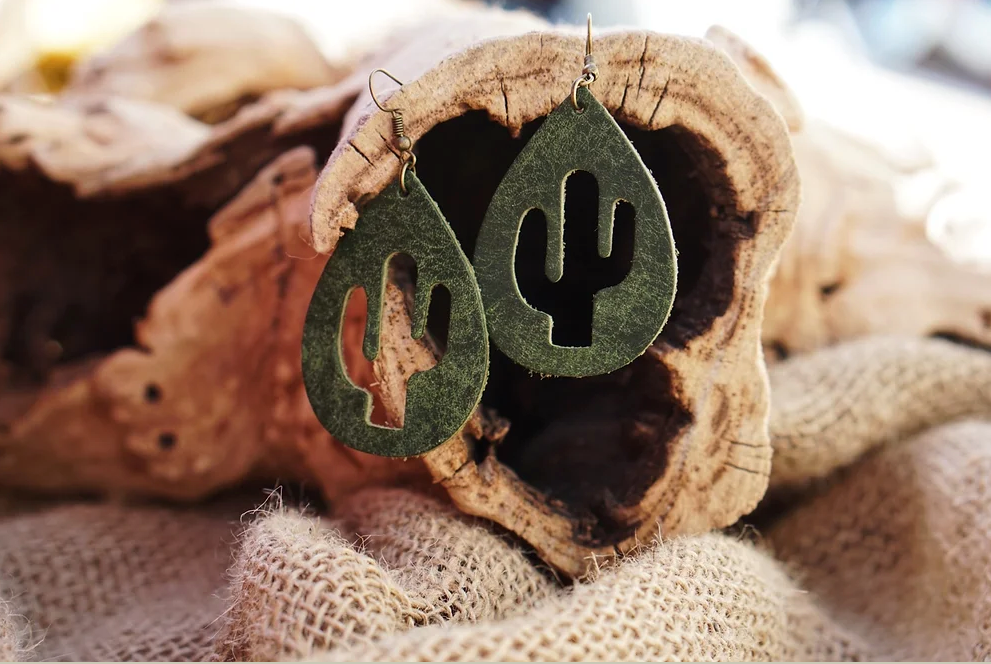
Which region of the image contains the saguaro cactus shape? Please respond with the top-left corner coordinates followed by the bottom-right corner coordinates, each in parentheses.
top-left (472, 86), bottom-right (677, 377)
top-left (302, 173), bottom-right (489, 458)
top-left (514, 170), bottom-right (636, 347)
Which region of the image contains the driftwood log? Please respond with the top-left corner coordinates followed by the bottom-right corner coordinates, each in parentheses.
top-left (2, 0), bottom-right (347, 124)
top-left (8, 5), bottom-right (983, 576)
top-left (309, 17), bottom-right (799, 575)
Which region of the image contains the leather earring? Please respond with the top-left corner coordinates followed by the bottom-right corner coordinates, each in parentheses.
top-left (301, 70), bottom-right (489, 458)
top-left (473, 16), bottom-right (678, 378)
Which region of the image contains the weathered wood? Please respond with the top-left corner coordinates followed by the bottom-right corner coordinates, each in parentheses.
top-left (2, 5), bottom-right (987, 580)
top-left (309, 16), bottom-right (799, 576)
top-left (0, 72), bottom-right (367, 499)
top-left (704, 25), bottom-right (804, 133)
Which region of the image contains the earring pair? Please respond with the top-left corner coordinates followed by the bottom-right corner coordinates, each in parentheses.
top-left (302, 16), bottom-right (677, 457)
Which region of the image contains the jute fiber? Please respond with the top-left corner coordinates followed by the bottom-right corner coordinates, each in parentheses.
top-left (2, 336), bottom-right (990, 661)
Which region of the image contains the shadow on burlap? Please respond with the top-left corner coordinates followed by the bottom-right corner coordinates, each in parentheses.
top-left (1, 336), bottom-right (991, 661)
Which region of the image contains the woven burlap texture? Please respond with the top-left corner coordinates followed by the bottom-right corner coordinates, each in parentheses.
top-left (1, 335), bottom-right (990, 661)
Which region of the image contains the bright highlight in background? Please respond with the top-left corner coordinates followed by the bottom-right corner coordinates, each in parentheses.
top-left (0, 0), bottom-right (162, 88)
top-left (24, 0), bottom-right (162, 54)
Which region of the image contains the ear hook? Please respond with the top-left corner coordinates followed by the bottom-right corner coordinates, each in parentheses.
top-left (368, 68), bottom-right (404, 112)
top-left (572, 13), bottom-right (599, 111)
top-left (585, 13), bottom-right (593, 58)
top-left (368, 68), bottom-right (416, 194)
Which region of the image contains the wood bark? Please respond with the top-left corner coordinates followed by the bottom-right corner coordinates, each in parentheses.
top-left (309, 15), bottom-right (799, 576)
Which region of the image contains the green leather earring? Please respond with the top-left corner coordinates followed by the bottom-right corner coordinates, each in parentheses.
top-left (301, 71), bottom-right (489, 458)
top-left (473, 17), bottom-right (678, 377)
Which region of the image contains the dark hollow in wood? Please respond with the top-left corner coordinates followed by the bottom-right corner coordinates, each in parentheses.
top-left (0, 169), bottom-right (211, 387)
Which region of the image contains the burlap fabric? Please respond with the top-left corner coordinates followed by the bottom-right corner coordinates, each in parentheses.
top-left (1, 335), bottom-right (990, 661)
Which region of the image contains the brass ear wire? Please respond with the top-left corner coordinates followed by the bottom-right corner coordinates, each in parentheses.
top-left (368, 68), bottom-right (402, 111)
top-left (369, 68), bottom-right (416, 194)
top-left (571, 13), bottom-right (599, 112)
top-left (585, 12), bottom-right (593, 59)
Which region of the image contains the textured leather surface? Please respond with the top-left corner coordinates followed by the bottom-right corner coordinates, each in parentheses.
top-left (301, 173), bottom-right (488, 457)
top-left (473, 86), bottom-right (677, 377)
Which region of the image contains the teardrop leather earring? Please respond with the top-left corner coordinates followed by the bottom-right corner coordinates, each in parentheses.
top-left (302, 70), bottom-right (489, 458)
top-left (473, 16), bottom-right (677, 378)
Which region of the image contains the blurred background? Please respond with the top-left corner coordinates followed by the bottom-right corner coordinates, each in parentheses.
top-left (1, 0), bottom-right (989, 257)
